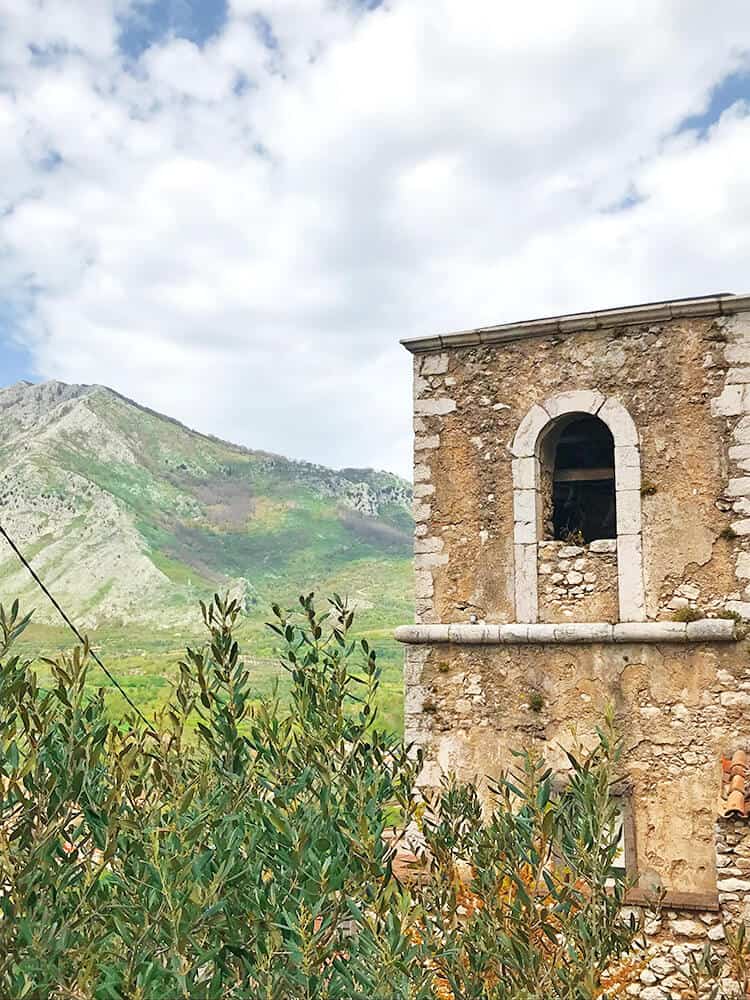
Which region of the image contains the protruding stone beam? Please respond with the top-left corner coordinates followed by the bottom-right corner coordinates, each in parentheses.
top-left (394, 619), bottom-right (737, 644)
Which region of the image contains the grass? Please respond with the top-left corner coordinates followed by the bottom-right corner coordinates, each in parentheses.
top-left (14, 610), bottom-right (408, 736)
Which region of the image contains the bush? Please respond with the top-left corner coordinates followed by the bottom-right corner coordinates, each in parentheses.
top-left (0, 595), bottom-right (636, 999)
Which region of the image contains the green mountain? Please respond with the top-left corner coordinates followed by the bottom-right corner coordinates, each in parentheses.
top-left (0, 380), bottom-right (414, 633)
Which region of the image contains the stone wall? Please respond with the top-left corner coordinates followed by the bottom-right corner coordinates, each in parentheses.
top-left (537, 539), bottom-right (618, 623)
top-left (404, 302), bottom-right (750, 994)
top-left (612, 818), bottom-right (750, 998)
top-left (410, 313), bottom-right (747, 626)
top-left (404, 637), bottom-right (750, 895)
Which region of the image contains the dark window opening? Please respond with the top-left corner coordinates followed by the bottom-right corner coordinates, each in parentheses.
top-left (552, 416), bottom-right (616, 542)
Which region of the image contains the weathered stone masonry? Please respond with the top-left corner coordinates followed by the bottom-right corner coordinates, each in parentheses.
top-left (398, 294), bottom-right (750, 996)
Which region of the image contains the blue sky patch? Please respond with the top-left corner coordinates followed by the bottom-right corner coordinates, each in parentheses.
top-left (119, 0), bottom-right (228, 59)
top-left (0, 334), bottom-right (34, 386)
top-left (677, 69), bottom-right (750, 137)
top-left (602, 186), bottom-right (645, 215)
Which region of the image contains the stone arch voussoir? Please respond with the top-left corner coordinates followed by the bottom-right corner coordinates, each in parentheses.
top-left (511, 393), bottom-right (645, 624)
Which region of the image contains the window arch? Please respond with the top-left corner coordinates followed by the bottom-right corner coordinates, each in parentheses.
top-left (511, 391), bottom-right (645, 624)
top-left (544, 415), bottom-right (616, 543)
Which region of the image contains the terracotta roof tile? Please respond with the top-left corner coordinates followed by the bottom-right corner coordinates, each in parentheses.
top-left (720, 750), bottom-right (749, 819)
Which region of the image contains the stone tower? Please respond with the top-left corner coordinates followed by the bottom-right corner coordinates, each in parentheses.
top-left (396, 293), bottom-right (750, 991)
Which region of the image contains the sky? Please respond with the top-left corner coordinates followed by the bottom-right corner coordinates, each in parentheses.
top-left (1, 2), bottom-right (750, 479)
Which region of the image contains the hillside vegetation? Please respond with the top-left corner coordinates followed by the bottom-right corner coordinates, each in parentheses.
top-left (0, 380), bottom-right (413, 728)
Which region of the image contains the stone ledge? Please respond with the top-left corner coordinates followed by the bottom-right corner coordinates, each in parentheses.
top-left (394, 620), bottom-right (738, 644)
top-left (401, 293), bottom-right (750, 354)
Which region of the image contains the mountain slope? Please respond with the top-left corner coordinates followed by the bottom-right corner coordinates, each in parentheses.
top-left (0, 381), bottom-right (413, 629)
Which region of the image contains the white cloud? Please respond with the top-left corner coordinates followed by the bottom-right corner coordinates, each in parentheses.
top-left (1, 0), bottom-right (750, 478)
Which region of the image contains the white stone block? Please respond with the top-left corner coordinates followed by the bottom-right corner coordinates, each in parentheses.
top-left (589, 538), bottom-right (617, 553)
top-left (720, 691), bottom-right (750, 708)
top-left (418, 625), bottom-right (450, 643)
top-left (412, 484), bottom-right (435, 498)
top-left (413, 501), bottom-right (431, 523)
top-left (513, 489), bottom-right (537, 524)
top-left (553, 623), bottom-right (613, 642)
top-left (614, 445), bottom-right (641, 468)
top-left (414, 434), bottom-right (440, 451)
top-left (598, 397), bottom-right (639, 445)
top-left (686, 619), bottom-right (736, 641)
top-left (525, 624), bottom-right (557, 643)
top-left (711, 385), bottom-right (749, 417)
top-left (511, 404), bottom-right (550, 458)
top-left (727, 367), bottom-right (750, 383)
top-left (394, 625), bottom-right (422, 643)
top-left (514, 543), bottom-right (538, 622)
top-left (736, 552), bottom-right (750, 578)
top-left (413, 375), bottom-right (429, 399)
top-left (617, 533), bottom-right (646, 621)
top-left (414, 397), bottom-right (456, 417)
top-left (404, 684), bottom-right (427, 715)
top-left (413, 463), bottom-right (431, 482)
top-left (414, 536), bottom-right (444, 554)
top-left (616, 490), bottom-right (642, 535)
top-left (729, 445), bottom-right (750, 460)
top-left (414, 551), bottom-right (448, 570)
top-left (732, 519), bottom-right (750, 536)
top-left (403, 646), bottom-right (429, 683)
top-left (414, 570), bottom-right (434, 599)
top-left (728, 477), bottom-right (750, 497)
top-left (420, 353), bottom-right (449, 376)
top-left (542, 389), bottom-right (605, 419)
top-left (514, 520), bottom-right (536, 544)
top-left (733, 417), bottom-right (750, 444)
top-left (558, 545), bottom-right (584, 558)
top-left (725, 343), bottom-right (750, 365)
top-left (499, 623), bottom-right (530, 642)
top-left (615, 463), bottom-right (640, 491)
top-left (447, 624), bottom-right (497, 644)
top-left (511, 456), bottom-right (537, 490)
top-left (668, 595), bottom-right (690, 609)
top-left (613, 622), bottom-right (687, 642)
top-left (726, 600), bottom-right (750, 619)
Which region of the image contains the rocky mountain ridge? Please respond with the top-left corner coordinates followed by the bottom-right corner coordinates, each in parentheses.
top-left (0, 380), bottom-right (413, 628)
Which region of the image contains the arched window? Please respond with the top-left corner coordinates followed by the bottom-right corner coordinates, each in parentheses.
top-left (545, 416), bottom-right (616, 543)
top-left (511, 391), bottom-right (645, 623)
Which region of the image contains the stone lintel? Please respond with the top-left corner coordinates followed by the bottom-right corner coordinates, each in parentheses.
top-left (394, 619), bottom-right (737, 644)
top-left (400, 293), bottom-right (750, 355)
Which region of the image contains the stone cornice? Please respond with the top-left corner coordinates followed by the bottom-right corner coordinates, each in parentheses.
top-left (394, 620), bottom-right (738, 644)
top-left (401, 293), bottom-right (750, 355)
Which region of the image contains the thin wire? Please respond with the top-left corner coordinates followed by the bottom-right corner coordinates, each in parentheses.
top-left (0, 521), bottom-right (156, 734)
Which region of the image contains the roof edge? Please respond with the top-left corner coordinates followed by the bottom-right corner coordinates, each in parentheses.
top-left (401, 293), bottom-right (750, 355)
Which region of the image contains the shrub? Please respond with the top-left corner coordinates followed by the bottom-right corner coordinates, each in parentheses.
top-left (0, 595), bottom-right (636, 998)
top-left (670, 606), bottom-right (704, 623)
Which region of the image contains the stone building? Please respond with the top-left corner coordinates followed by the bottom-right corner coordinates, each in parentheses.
top-left (395, 293), bottom-right (750, 995)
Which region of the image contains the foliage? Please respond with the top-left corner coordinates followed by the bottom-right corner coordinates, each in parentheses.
top-left (415, 720), bottom-right (638, 999)
top-left (670, 606), bottom-right (704, 623)
top-left (0, 595), bottom-right (637, 999)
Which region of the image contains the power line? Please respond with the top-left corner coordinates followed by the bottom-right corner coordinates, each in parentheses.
top-left (0, 521), bottom-right (156, 735)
